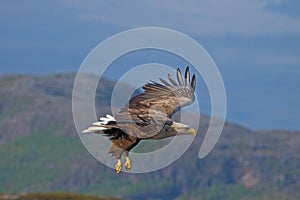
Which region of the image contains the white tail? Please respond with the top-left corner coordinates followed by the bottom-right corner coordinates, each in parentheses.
top-left (82, 114), bottom-right (116, 133)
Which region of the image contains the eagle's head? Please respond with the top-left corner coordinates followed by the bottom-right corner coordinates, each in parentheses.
top-left (157, 120), bottom-right (197, 138)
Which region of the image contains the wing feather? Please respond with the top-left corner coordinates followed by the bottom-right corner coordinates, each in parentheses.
top-left (185, 67), bottom-right (190, 86)
top-left (159, 78), bottom-right (172, 87)
top-left (191, 74), bottom-right (196, 90)
top-left (176, 68), bottom-right (184, 86)
top-left (117, 67), bottom-right (196, 120)
top-left (168, 74), bottom-right (178, 86)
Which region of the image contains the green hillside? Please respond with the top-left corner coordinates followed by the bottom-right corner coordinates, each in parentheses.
top-left (0, 74), bottom-right (299, 200)
top-left (0, 127), bottom-right (82, 192)
top-left (0, 192), bottom-right (119, 200)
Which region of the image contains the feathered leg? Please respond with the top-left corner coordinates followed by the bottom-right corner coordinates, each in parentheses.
top-left (109, 144), bottom-right (124, 174)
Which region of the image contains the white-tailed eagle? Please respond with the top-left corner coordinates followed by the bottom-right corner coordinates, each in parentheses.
top-left (83, 67), bottom-right (197, 173)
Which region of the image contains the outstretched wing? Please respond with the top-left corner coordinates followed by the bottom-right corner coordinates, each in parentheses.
top-left (116, 67), bottom-right (196, 126)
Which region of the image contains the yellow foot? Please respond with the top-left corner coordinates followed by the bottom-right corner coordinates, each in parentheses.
top-left (115, 159), bottom-right (122, 174)
top-left (124, 156), bottom-right (131, 171)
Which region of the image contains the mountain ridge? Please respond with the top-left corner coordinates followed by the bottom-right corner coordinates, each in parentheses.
top-left (0, 74), bottom-right (299, 200)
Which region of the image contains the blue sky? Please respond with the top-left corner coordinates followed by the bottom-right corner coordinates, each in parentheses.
top-left (1, 0), bottom-right (300, 130)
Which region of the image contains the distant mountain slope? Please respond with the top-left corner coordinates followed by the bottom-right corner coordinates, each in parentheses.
top-left (0, 192), bottom-right (120, 200)
top-left (0, 74), bottom-right (299, 200)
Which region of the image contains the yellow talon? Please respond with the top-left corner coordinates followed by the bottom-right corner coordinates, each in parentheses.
top-left (115, 159), bottom-right (122, 174)
top-left (124, 156), bottom-right (131, 171)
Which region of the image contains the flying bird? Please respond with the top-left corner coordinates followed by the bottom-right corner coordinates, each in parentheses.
top-left (82, 67), bottom-right (197, 173)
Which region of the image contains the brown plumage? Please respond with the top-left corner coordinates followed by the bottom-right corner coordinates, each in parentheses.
top-left (82, 67), bottom-right (197, 173)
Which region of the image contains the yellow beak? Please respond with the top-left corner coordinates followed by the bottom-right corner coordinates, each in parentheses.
top-left (188, 128), bottom-right (197, 136)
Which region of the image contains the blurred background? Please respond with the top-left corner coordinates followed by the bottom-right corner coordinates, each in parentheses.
top-left (0, 1), bottom-right (299, 200)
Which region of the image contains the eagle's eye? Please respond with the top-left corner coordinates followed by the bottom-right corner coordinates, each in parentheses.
top-left (161, 120), bottom-right (173, 132)
top-left (165, 120), bottom-right (173, 126)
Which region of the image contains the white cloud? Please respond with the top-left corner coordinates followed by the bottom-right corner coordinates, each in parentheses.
top-left (60, 0), bottom-right (300, 36)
